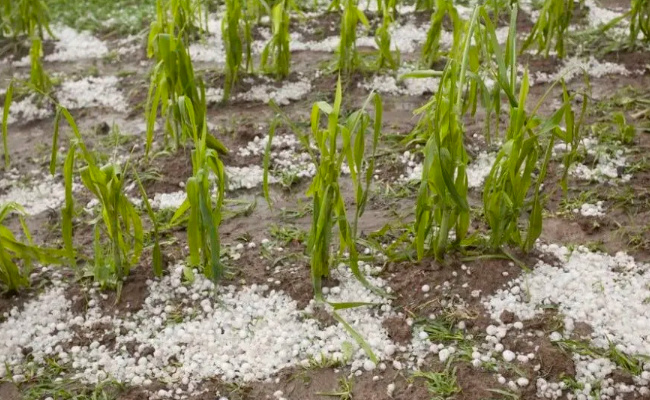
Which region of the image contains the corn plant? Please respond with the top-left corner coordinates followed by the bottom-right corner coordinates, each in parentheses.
top-left (483, 5), bottom-right (585, 251)
top-left (146, 32), bottom-right (227, 157)
top-left (337, 0), bottom-right (369, 74)
top-left (521, 0), bottom-right (574, 58)
top-left (52, 107), bottom-right (144, 288)
top-left (264, 78), bottom-right (382, 298)
top-left (263, 78), bottom-right (383, 362)
top-left (148, 0), bottom-right (207, 43)
top-left (222, 0), bottom-right (252, 100)
top-left (374, 1), bottom-right (399, 70)
top-left (412, 8), bottom-right (481, 260)
top-left (261, 0), bottom-right (293, 79)
top-left (0, 0), bottom-right (53, 93)
top-left (170, 97), bottom-right (226, 281)
top-left (421, 0), bottom-right (461, 68)
top-left (308, 81), bottom-right (382, 297)
top-left (0, 0), bottom-right (52, 39)
top-left (0, 203), bottom-right (64, 292)
top-left (630, 0), bottom-right (650, 43)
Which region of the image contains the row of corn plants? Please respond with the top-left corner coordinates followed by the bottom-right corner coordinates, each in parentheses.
top-left (409, 4), bottom-right (585, 260)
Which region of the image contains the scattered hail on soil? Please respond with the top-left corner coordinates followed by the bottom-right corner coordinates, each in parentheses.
top-left (45, 25), bottom-right (109, 62)
top-left (58, 76), bottom-right (128, 112)
top-left (485, 244), bottom-right (650, 399)
top-left (0, 171), bottom-right (66, 216)
top-left (0, 259), bottom-right (401, 395)
top-left (399, 150), bottom-right (496, 188)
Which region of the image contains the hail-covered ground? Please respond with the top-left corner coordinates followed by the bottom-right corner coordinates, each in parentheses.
top-left (1, 0), bottom-right (650, 398)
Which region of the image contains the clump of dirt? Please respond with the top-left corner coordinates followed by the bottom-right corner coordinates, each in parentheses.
top-left (382, 315), bottom-right (412, 345)
top-left (521, 53), bottom-right (560, 75)
top-left (0, 290), bottom-right (30, 322)
top-left (103, 266), bottom-right (154, 315)
top-left (537, 339), bottom-right (576, 378)
top-left (292, 12), bottom-right (340, 42)
top-left (0, 382), bottom-right (21, 400)
top-left (603, 50), bottom-right (650, 72)
top-left (143, 150), bottom-right (193, 194)
top-left (66, 265), bottom-right (154, 321)
top-left (454, 363), bottom-right (502, 400)
top-left (118, 385), bottom-right (163, 400)
top-left (385, 254), bottom-right (528, 334)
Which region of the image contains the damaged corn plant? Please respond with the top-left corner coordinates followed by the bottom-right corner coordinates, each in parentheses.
top-left (630, 0), bottom-right (650, 43)
top-left (410, 8), bottom-right (481, 260)
top-left (374, 0), bottom-right (400, 70)
top-left (263, 77), bottom-right (383, 296)
top-left (170, 96), bottom-right (227, 282)
top-left (337, 0), bottom-right (369, 74)
top-left (149, 0), bottom-right (208, 43)
top-left (146, 31), bottom-right (227, 157)
top-left (421, 0), bottom-right (461, 68)
top-left (222, 0), bottom-right (253, 100)
top-left (483, 5), bottom-right (586, 251)
top-left (261, 0), bottom-right (294, 78)
top-left (52, 107), bottom-right (147, 289)
top-left (0, 0), bottom-right (53, 92)
top-left (521, 0), bottom-right (574, 58)
top-left (263, 76), bottom-right (383, 362)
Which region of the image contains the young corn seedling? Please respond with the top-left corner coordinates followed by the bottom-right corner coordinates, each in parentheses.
top-left (421, 0), bottom-right (461, 68)
top-left (261, 0), bottom-right (293, 79)
top-left (337, 0), bottom-right (369, 74)
top-left (170, 97), bottom-right (226, 282)
top-left (374, 0), bottom-right (400, 71)
top-left (521, 0), bottom-right (574, 58)
top-left (0, 203), bottom-right (64, 292)
top-left (146, 32), bottom-right (227, 157)
top-left (52, 107), bottom-right (145, 288)
top-left (483, 5), bottom-right (585, 251)
top-left (411, 8), bottom-right (482, 260)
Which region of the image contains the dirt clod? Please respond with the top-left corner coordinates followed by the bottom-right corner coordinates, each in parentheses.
top-left (382, 315), bottom-right (412, 345)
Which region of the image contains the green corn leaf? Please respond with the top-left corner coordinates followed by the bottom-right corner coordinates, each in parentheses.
top-left (2, 82), bottom-right (13, 169)
top-left (332, 310), bottom-right (378, 364)
top-left (62, 144), bottom-right (76, 267)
